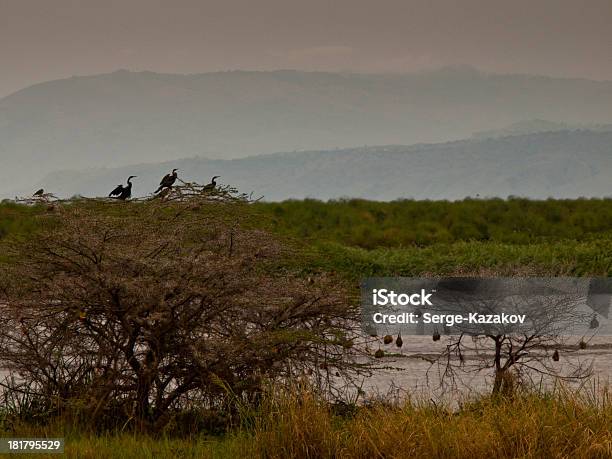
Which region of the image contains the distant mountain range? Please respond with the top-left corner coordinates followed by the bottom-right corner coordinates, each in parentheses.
top-left (472, 119), bottom-right (612, 139)
top-left (24, 130), bottom-right (612, 201)
top-left (2, 67), bottom-right (612, 195)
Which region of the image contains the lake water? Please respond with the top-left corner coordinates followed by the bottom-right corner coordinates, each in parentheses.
top-left (357, 335), bottom-right (612, 403)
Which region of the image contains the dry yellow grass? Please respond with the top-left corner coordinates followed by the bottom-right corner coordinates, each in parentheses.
top-left (8, 385), bottom-right (612, 458)
top-left (235, 385), bottom-right (612, 459)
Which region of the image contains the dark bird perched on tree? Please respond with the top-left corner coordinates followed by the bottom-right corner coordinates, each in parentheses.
top-left (155, 169), bottom-right (179, 193)
top-left (203, 175), bottom-right (220, 192)
top-left (109, 176), bottom-right (137, 200)
top-left (33, 188), bottom-right (44, 197)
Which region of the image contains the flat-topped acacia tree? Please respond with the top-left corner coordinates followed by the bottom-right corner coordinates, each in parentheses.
top-left (0, 196), bottom-right (367, 432)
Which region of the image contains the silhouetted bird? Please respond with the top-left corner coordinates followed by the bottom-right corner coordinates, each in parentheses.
top-left (155, 169), bottom-right (179, 193)
top-left (109, 176), bottom-right (136, 200)
top-left (552, 349), bottom-right (560, 362)
top-left (33, 189), bottom-right (44, 196)
top-left (203, 175), bottom-right (220, 192)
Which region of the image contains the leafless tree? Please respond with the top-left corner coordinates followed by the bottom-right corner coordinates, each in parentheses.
top-left (427, 292), bottom-right (594, 396)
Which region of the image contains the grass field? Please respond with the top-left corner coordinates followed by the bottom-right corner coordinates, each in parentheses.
top-left (255, 198), bottom-right (612, 247)
top-left (254, 198), bottom-right (612, 278)
top-left (3, 198), bottom-right (612, 277)
top-left (7, 386), bottom-right (612, 458)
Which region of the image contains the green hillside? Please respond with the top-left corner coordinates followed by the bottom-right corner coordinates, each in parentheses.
top-left (256, 198), bottom-right (612, 247)
top-left (3, 197), bottom-right (612, 277)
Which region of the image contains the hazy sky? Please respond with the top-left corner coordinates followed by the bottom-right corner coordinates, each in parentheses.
top-left (1, 0), bottom-right (611, 97)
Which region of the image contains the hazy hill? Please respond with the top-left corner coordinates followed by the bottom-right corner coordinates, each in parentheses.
top-left (2, 67), bottom-right (612, 194)
top-left (472, 119), bottom-right (612, 139)
top-left (29, 130), bottom-right (612, 201)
